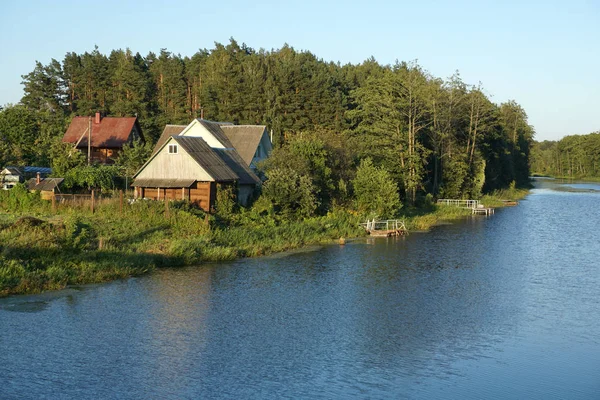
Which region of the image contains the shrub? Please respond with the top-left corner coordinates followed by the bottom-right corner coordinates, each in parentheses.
top-left (261, 168), bottom-right (318, 218)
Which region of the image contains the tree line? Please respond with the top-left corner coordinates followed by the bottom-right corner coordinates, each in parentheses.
top-left (531, 132), bottom-right (600, 178)
top-left (0, 38), bottom-right (534, 216)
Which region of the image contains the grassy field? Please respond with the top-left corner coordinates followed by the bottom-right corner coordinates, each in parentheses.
top-left (0, 186), bottom-right (529, 297)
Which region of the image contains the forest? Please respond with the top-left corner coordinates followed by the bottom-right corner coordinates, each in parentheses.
top-left (0, 38), bottom-right (534, 215)
top-left (531, 132), bottom-right (600, 179)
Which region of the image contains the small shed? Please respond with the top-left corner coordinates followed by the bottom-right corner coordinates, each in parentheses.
top-left (26, 176), bottom-right (64, 200)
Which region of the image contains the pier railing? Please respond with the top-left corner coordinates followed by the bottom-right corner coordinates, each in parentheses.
top-left (360, 219), bottom-right (406, 232)
top-left (436, 199), bottom-right (480, 209)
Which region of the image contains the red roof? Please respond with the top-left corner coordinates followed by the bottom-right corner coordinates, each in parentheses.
top-left (63, 116), bottom-right (139, 148)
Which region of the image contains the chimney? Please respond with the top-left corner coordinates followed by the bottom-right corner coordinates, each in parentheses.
top-left (95, 112), bottom-right (101, 124)
top-left (36, 172), bottom-right (41, 185)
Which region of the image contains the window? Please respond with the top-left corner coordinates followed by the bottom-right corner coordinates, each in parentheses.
top-left (168, 144), bottom-right (178, 154)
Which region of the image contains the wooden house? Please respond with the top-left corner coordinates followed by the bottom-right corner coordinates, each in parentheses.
top-left (132, 135), bottom-right (260, 211)
top-left (153, 119), bottom-right (272, 170)
top-left (62, 112), bottom-right (144, 164)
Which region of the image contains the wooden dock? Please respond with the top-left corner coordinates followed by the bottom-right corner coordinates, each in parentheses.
top-left (360, 219), bottom-right (407, 237)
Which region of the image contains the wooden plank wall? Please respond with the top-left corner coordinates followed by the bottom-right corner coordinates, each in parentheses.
top-left (138, 181), bottom-right (216, 211)
top-left (189, 182), bottom-right (214, 211)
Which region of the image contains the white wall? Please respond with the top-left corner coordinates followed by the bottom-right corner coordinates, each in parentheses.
top-left (136, 139), bottom-right (214, 181)
top-left (181, 120), bottom-right (226, 148)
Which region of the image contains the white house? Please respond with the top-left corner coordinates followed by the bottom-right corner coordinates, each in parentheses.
top-left (153, 119), bottom-right (272, 171)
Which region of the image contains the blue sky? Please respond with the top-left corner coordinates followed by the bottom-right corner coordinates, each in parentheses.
top-left (0, 0), bottom-right (598, 141)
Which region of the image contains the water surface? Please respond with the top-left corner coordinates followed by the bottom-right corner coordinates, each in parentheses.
top-left (1, 179), bottom-right (599, 399)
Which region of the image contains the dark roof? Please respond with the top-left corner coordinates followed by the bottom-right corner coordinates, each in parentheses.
top-left (197, 119), bottom-right (234, 148)
top-left (213, 148), bottom-right (261, 185)
top-left (152, 125), bottom-right (186, 155)
top-left (63, 116), bottom-right (140, 148)
top-left (220, 125), bottom-right (267, 165)
top-left (26, 178), bottom-right (64, 191)
top-left (172, 136), bottom-right (238, 182)
top-left (131, 178), bottom-right (196, 188)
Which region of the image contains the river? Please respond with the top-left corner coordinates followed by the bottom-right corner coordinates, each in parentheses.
top-left (1, 178), bottom-right (599, 399)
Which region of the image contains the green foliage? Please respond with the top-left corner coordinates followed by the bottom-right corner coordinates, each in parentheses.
top-left (264, 135), bottom-right (336, 211)
top-left (63, 165), bottom-right (120, 190)
top-left (115, 139), bottom-right (153, 177)
top-left (0, 105), bottom-right (41, 165)
top-left (0, 183), bottom-right (46, 212)
top-left (352, 158), bottom-right (400, 218)
top-left (16, 39), bottom-right (534, 213)
top-left (261, 168), bottom-right (317, 218)
top-left (531, 132), bottom-right (600, 179)
top-left (215, 184), bottom-right (238, 219)
top-left (63, 215), bottom-right (95, 250)
top-left (49, 138), bottom-right (86, 177)
top-left (0, 194), bottom-right (363, 297)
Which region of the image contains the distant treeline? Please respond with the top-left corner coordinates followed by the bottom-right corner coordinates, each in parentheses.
top-left (532, 132), bottom-right (600, 178)
top-left (1, 38), bottom-right (533, 207)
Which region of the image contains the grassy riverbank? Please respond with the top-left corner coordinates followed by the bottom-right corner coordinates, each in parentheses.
top-left (401, 187), bottom-right (529, 230)
top-left (532, 174), bottom-right (600, 182)
top-left (0, 186), bottom-right (529, 297)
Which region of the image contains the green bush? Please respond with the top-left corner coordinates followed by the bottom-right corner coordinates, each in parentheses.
top-left (261, 168), bottom-right (317, 219)
top-left (64, 215), bottom-right (96, 250)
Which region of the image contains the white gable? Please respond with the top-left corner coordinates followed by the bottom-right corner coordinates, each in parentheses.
top-left (135, 138), bottom-right (214, 181)
top-left (179, 120), bottom-right (226, 148)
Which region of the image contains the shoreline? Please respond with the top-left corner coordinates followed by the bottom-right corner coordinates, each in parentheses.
top-left (0, 189), bottom-right (528, 298)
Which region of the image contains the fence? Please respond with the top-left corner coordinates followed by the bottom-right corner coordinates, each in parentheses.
top-left (51, 190), bottom-right (127, 213)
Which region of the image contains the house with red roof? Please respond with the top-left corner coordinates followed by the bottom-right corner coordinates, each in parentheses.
top-left (62, 112), bottom-right (144, 164)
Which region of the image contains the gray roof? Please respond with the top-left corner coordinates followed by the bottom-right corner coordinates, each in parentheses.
top-left (153, 125), bottom-right (186, 155)
top-left (26, 178), bottom-right (64, 191)
top-left (197, 119), bottom-right (234, 148)
top-left (173, 136), bottom-right (238, 182)
top-left (213, 148), bottom-right (261, 185)
top-left (220, 125), bottom-right (267, 166)
top-left (131, 178), bottom-right (196, 188)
